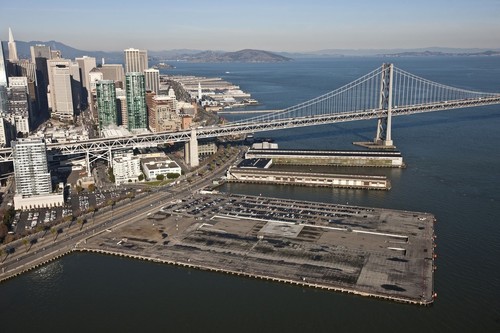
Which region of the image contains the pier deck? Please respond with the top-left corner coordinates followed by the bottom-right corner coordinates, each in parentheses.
top-left (82, 193), bottom-right (436, 305)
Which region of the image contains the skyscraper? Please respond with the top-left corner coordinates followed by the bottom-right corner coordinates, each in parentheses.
top-left (75, 56), bottom-right (97, 109)
top-left (8, 78), bottom-right (31, 134)
top-left (12, 138), bottom-right (51, 196)
top-left (124, 48), bottom-right (148, 73)
top-left (47, 59), bottom-right (74, 121)
top-left (115, 88), bottom-right (126, 127)
top-left (100, 64), bottom-right (125, 87)
top-left (125, 72), bottom-right (147, 130)
top-left (12, 138), bottom-right (64, 209)
top-left (144, 68), bottom-right (160, 94)
top-left (0, 118), bottom-right (7, 147)
top-left (30, 44), bottom-right (52, 63)
top-left (96, 80), bottom-right (117, 130)
top-left (32, 45), bottom-right (52, 120)
top-left (7, 28), bottom-right (18, 62)
top-left (0, 42), bottom-right (8, 86)
top-left (148, 95), bottom-right (179, 132)
top-left (16, 60), bottom-right (36, 82)
top-left (0, 86), bottom-right (7, 113)
top-left (69, 61), bottom-right (82, 112)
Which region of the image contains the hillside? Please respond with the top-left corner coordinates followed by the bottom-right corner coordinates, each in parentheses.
top-left (1, 41), bottom-right (290, 64)
top-left (2, 40), bottom-right (124, 63)
top-left (178, 49), bottom-right (291, 63)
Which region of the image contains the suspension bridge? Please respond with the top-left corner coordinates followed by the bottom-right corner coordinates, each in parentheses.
top-left (1, 63), bottom-right (499, 173)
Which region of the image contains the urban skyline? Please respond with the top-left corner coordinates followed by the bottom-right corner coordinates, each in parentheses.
top-left (0, 0), bottom-right (499, 52)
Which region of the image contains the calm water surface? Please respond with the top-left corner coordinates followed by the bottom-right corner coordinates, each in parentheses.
top-left (1, 57), bottom-right (499, 332)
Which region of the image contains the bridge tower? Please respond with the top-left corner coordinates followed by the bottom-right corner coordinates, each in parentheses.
top-left (374, 63), bottom-right (394, 147)
top-left (184, 128), bottom-right (200, 167)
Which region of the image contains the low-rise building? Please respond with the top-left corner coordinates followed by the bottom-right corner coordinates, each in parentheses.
top-left (13, 193), bottom-right (64, 210)
top-left (141, 157), bottom-right (181, 181)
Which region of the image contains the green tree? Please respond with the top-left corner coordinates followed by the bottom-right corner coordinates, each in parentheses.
top-left (43, 226), bottom-right (50, 238)
top-left (156, 174), bottom-right (165, 181)
top-left (138, 174), bottom-right (145, 181)
top-left (75, 185), bottom-right (83, 194)
top-left (167, 173), bottom-right (180, 179)
top-left (50, 227), bottom-right (57, 241)
top-left (2, 207), bottom-right (15, 225)
top-left (23, 238), bottom-right (29, 252)
top-left (87, 184), bottom-right (96, 192)
top-left (108, 168), bottom-right (115, 182)
top-left (29, 238), bottom-right (37, 252)
top-left (77, 219), bottom-right (84, 231)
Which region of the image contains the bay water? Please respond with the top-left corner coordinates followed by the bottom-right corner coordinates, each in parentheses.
top-left (1, 57), bottom-right (499, 332)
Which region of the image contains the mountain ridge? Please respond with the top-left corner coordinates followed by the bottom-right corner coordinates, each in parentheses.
top-left (2, 40), bottom-right (500, 63)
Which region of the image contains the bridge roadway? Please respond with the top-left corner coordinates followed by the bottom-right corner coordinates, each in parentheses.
top-left (0, 96), bottom-right (499, 162)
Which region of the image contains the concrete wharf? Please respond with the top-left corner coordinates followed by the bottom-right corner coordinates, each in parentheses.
top-left (226, 167), bottom-right (391, 190)
top-left (245, 149), bottom-right (405, 168)
top-left (79, 192), bottom-right (436, 305)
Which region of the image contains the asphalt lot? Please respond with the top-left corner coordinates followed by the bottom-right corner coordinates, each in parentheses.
top-left (86, 191), bottom-right (436, 305)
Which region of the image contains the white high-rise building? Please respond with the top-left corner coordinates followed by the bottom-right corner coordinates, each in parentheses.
top-left (124, 48), bottom-right (148, 73)
top-left (76, 56), bottom-right (97, 107)
top-left (8, 27), bottom-right (18, 62)
top-left (0, 117), bottom-right (7, 147)
top-left (47, 59), bottom-right (74, 121)
top-left (89, 68), bottom-right (103, 93)
top-left (12, 138), bottom-right (51, 196)
top-left (112, 151), bottom-right (141, 185)
top-left (12, 138), bottom-right (64, 210)
top-left (0, 42), bottom-right (8, 86)
top-left (144, 68), bottom-right (160, 94)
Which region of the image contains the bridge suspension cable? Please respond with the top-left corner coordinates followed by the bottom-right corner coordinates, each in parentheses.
top-left (391, 67), bottom-right (498, 107)
top-left (230, 64), bottom-right (500, 126)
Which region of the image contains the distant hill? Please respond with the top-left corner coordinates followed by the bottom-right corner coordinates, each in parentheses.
top-left (378, 50), bottom-right (500, 57)
top-left (1, 40), bottom-right (124, 63)
top-left (178, 49), bottom-right (292, 63)
top-left (3, 40), bottom-right (499, 63)
top-left (278, 47), bottom-right (500, 58)
top-left (2, 41), bottom-right (290, 64)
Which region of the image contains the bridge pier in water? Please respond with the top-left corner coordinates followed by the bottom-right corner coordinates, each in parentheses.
top-left (184, 128), bottom-right (200, 167)
top-left (374, 63), bottom-right (394, 147)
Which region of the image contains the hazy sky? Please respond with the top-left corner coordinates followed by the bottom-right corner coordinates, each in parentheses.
top-left (1, 0), bottom-right (499, 51)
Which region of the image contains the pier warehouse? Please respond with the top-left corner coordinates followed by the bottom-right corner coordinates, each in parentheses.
top-left (245, 149), bottom-right (404, 168)
top-left (226, 167), bottom-right (390, 190)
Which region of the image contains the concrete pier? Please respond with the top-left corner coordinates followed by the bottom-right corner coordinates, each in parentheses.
top-left (79, 193), bottom-right (436, 305)
top-left (245, 149), bottom-right (404, 168)
top-left (226, 167), bottom-right (391, 190)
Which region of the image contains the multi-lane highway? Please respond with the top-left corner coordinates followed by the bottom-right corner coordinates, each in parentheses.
top-left (0, 147), bottom-right (243, 282)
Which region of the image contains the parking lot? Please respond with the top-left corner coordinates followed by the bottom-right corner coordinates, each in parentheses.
top-left (87, 191), bottom-right (436, 305)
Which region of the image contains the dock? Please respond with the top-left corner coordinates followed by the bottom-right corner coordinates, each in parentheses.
top-left (79, 193), bottom-right (436, 305)
top-left (226, 167), bottom-right (391, 190)
top-left (245, 149), bottom-right (405, 168)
